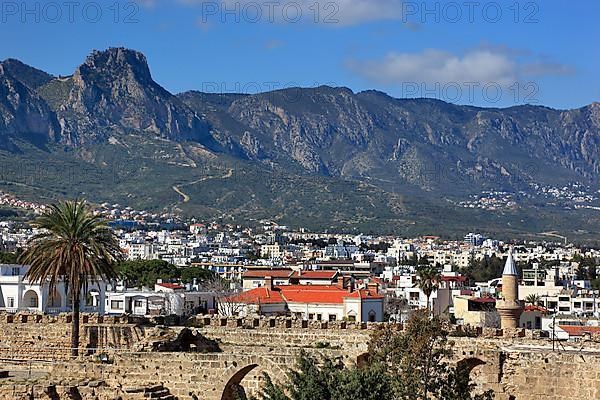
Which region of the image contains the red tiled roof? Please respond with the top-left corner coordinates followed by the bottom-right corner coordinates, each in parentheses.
top-left (558, 325), bottom-right (600, 336)
top-left (227, 285), bottom-right (383, 305)
top-left (523, 305), bottom-right (548, 313)
top-left (281, 285), bottom-right (383, 304)
top-left (226, 287), bottom-right (286, 305)
top-left (290, 270), bottom-right (338, 280)
top-left (156, 283), bottom-right (184, 290)
top-left (440, 275), bottom-right (467, 282)
top-left (470, 297), bottom-right (496, 303)
top-left (242, 269), bottom-right (293, 279)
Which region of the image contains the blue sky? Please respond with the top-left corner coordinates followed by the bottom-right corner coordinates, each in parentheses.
top-left (1, 0), bottom-right (598, 108)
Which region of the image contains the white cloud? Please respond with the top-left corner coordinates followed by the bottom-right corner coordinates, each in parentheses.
top-left (347, 47), bottom-right (573, 87)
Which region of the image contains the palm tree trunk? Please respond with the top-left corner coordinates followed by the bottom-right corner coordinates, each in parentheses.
top-left (71, 291), bottom-right (80, 358)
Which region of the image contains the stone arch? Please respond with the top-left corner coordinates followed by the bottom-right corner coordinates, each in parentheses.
top-left (220, 356), bottom-right (288, 400)
top-left (221, 364), bottom-right (259, 400)
top-left (23, 290), bottom-right (39, 308)
top-left (457, 357), bottom-right (487, 390)
top-left (457, 357), bottom-right (486, 372)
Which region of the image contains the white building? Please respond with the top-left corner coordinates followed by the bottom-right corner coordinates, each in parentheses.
top-left (104, 282), bottom-right (216, 316)
top-left (0, 264), bottom-right (105, 314)
top-left (225, 277), bottom-right (384, 322)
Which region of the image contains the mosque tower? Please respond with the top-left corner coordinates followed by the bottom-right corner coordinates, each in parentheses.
top-left (496, 249), bottom-right (523, 329)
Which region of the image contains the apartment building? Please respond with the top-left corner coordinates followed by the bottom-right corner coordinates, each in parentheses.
top-left (0, 264), bottom-right (105, 314)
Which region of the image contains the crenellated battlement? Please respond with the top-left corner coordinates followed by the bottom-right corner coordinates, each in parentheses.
top-left (1, 312), bottom-right (593, 343)
top-left (0, 312), bottom-right (147, 325)
top-left (189, 315), bottom-right (552, 340)
top-left (1, 313), bottom-right (600, 400)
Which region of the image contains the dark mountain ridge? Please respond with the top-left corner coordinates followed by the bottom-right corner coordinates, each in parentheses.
top-left (0, 47), bottom-right (598, 238)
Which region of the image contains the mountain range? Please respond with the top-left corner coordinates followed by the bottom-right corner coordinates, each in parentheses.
top-left (0, 47), bottom-right (598, 241)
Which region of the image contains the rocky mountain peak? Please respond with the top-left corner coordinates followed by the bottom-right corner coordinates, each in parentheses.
top-left (0, 64), bottom-right (59, 144)
top-left (56, 48), bottom-right (217, 146)
top-left (1, 58), bottom-right (54, 89)
top-left (77, 47), bottom-right (153, 85)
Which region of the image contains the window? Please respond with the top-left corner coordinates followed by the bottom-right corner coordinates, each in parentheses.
top-left (29, 295), bottom-right (38, 308)
top-left (11, 267), bottom-right (19, 276)
top-left (7, 297), bottom-right (15, 308)
top-left (134, 300), bottom-right (144, 308)
top-left (328, 315), bottom-right (337, 322)
top-left (347, 315), bottom-right (356, 322)
top-left (316, 314), bottom-right (322, 321)
top-left (308, 313), bottom-right (314, 320)
top-left (111, 300), bottom-right (124, 310)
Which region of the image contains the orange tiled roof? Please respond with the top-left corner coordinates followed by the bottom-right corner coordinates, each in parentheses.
top-left (523, 305), bottom-right (548, 313)
top-left (284, 286), bottom-right (383, 304)
top-left (156, 283), bottom-right (184, 290)
top-left (558, 325), bottom-right (600, 336)
top-left (242, 269), bottom-right (294, 279)
top-left (290, 271), bottom-right (338, 280)
top-left (227, 285), bottom-right (383, 305)
top-left (226, 287), bottom-right (286, 305)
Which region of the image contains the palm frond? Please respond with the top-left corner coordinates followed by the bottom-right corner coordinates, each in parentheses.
top-left (18, 200), bottom-right (123, 296)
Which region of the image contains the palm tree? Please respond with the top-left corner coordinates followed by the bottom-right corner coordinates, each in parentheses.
top-left (525, 293), bottom-right (541, 306)
top-left (417, 266), bottom-right (441, 313)
top-left (19, 200), bottom-right (122, 357)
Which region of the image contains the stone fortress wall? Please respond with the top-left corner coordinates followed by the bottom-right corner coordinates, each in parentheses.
top-left (0, 313), bottom-right (599, 400)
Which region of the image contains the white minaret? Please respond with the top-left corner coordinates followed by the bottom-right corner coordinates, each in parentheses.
top-left (496, 249), bottom-right (522, 329)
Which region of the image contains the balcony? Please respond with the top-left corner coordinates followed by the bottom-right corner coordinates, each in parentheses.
top-left (0, 275), bottom-right (21, 283)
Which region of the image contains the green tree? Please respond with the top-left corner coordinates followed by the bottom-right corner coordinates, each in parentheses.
top-left (257, 373), bottom-right (289, 400)
top-left (18, 200), bottom-right (122, 358)
top-left (369, 310), bottom-right (493, 400)
top-left (256, 352), bottom-right (391, 400)
top-left (463, 255), bottom-right (504, 283)
top-left (116, 259), bottom-right (179, 288)
top-left (417, 266), bottom-right (440, 312)
top-left (0, 251), bottom-right (19, 263)
top-left (525, 294), bottom-right (541, 306)
top-left (331, 362), bottom-right (391, 400)
top-left (257, 311), bottom-right (492, 400)
top-left (180, 266), bottom-right (213, 284)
